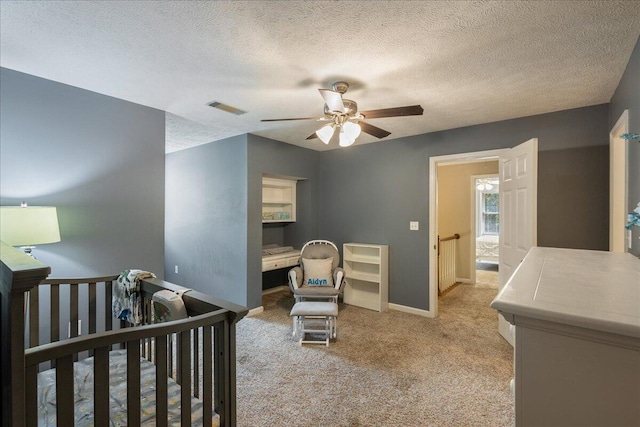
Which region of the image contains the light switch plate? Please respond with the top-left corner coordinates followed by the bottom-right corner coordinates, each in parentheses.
top-left (410, 221), bottom-right (419, 231)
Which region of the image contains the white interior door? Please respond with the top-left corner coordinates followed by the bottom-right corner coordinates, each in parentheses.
top-left (498, 138), bottom-right (538, 345)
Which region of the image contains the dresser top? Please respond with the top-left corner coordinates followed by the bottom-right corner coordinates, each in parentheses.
top-left (491, 247), bottom-right (640, 338)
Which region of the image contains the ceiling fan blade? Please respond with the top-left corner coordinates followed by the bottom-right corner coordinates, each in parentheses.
top-left (306, 132), bottom-right (318, 140)
top-left (318, 89), bottom-right (345, 113)
top-left (261, 117), bottom-right (318, 122)
top-left (359, 105), bottom-right (424, 119)
top-left (358, 121), bottom-right (391, 139)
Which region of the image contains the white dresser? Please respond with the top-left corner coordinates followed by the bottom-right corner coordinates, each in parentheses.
top-left (491, 247), bottom-right (640, 427)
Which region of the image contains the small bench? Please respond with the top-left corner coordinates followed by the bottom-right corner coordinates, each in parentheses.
top-left (290, 301), bottom-right (338, 347)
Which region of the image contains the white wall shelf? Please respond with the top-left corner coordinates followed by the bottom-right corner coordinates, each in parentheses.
top-left (262, 176), bottom-right (297, 223)
top-left (343, 243), bottom-right (388, 312)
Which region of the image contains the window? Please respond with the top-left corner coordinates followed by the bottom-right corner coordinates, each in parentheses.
top-left (482, 192), bottom-right (499, 234)
top-left (476, 177), bottom-right (499, 236)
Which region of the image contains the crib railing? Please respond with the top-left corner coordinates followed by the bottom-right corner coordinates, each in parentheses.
top-left (438, 233), bottom-right (460, 294)
top-left (1, 242), bottom-right (248, 427)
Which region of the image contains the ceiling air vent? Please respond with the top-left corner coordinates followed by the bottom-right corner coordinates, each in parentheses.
top-left (206, 101), bottom-right (247, 116)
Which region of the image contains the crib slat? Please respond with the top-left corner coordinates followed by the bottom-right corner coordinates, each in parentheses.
top-left (94, 346), bottom-right (109, 427)
top-left (25, 364), bottom-right (38, 427)
top-left (105, 280), bottom-right (113, 333)
top-left (89, 282), bottom-right (97, 334)
top-left (175, 333), bottom-right (182, 384)
top-left (89, 283), bottom-right (97, 357)
top-left (51, 285), bottom-right (60, 343)
top-left (180, 330), bottom-right (191, 427)
top-left (168, 333), bottom-right (174, 379)
top-left (127, 340), bottom-right (141, 426)
top-left (194, 327), bottom-right (200, 398)
top-left (203, 326), bottom-right (213, 427)
top-left (155, 335), bottom-right (168, 427)
top-left (56, 355), bottom-right (74, 426)
top-left (29, 287), bottom-right (39, 348)
top-left (214, 322), bottom-right (229, 424)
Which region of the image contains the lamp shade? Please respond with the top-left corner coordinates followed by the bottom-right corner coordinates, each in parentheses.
top-left (316, 125), bottom-right (335, 144)
top-left (339, 122), bottom-right (361, 147)
top-left (0, 206), bottom-right (61, 246)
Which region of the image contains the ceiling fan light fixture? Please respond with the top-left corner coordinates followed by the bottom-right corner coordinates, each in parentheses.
top-left (316, 124), bottom-right (335, 144)
top-left (338, 121), bottom-right (361, 147)
top-left (338, 122), bottom-right (360, 147)
top-left (339, 134), bottom-right (355, 147)
top-left (343, 121), bottom-right (361, 139)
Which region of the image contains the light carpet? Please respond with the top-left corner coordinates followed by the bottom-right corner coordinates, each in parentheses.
top-left (236, 285), bottom-right (513, 427)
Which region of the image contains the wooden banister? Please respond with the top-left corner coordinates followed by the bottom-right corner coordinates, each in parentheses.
top-left (439, 233), bottom-right (461, 243)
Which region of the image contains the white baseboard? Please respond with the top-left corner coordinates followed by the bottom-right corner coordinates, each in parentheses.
top-left (247, 306), bottom-right (264, 317)
top-left (456, 278), bottom-right (472, 284)
top-left (262, 285), bottom-right (289, 295)
top-left (388, 303), bottom-right (435, 318)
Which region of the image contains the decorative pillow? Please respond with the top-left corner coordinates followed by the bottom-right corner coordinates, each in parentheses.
top-left (303, 257), bottom-right (334, 287)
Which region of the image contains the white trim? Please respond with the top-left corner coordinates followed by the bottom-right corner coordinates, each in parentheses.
top-left (247, 306), bottom-right (264, 317)
top-left (609, 110), bottom-right (629, 252)
top-left (429, 148), bottom-right (507, 318)
top-left (389, 302), bottom-right (434, 318)
top-left (262, 285), bottom-right (289, 295)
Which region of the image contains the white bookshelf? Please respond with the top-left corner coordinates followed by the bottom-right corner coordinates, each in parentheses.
top-left (262, 176), bottom-right (296, 223)
top-left (343, 243), bottom-right (388, 312)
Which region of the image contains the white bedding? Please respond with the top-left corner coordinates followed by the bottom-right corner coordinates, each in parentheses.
top-left (476, 234), bottom-right (499, 263)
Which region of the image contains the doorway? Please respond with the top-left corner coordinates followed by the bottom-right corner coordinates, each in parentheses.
top-left (428, 138), bottom-right (538, 345)
top-left (429, 149), bottom-right (506, 318)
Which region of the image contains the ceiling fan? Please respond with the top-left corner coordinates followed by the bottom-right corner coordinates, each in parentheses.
top-left (261, 81), bottom-right (424, 147)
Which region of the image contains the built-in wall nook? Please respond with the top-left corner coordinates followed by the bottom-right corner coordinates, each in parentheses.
top-left (261, 174), bottom-right (304, 294)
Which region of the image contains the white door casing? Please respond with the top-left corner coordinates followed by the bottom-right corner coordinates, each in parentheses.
top-left (610, 110), bottom-right (629, 252)
top-left (498, 138), bottom-right (538, 346)
top-left (428, 149), bottom-right (507, 317)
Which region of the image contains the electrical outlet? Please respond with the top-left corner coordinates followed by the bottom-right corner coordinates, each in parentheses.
top-left (175, 265), bottom-right (179, 274)
top-left (410, 221), bottom-right (419, 231)
top-left (628, 229), bottom-right (633, 249)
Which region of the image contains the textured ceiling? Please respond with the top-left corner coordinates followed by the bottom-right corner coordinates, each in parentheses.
top-left (1, 1), bottom-right (639, 153)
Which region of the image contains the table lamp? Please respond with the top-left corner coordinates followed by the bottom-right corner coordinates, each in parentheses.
top-left (0, 203), bottom-right (61, 256)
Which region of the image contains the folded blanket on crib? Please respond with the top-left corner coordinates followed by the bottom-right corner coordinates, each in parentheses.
top-left (112, 269), bottom-right (156, 325)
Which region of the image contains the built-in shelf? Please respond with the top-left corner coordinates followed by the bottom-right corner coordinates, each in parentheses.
top-left (343, 243), bottom-right (388, 312)
top-left (262, 176), bottom-right (297, 223)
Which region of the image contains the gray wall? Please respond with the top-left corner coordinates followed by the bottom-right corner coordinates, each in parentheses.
top-left (247, 134), bottom-right (320, 308)
top-left (610, 36), bottom-right (640, 256)
top-left (318, 104), bottom-right (610, 310)
top-left (538, 145), bottom-right (609, 250)
top-left (0, 68), bottom-right (165, 278)
top-left (163, 127), bottom-right (321, 310)
top-left (164, 135), bottom-right (248, 306)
